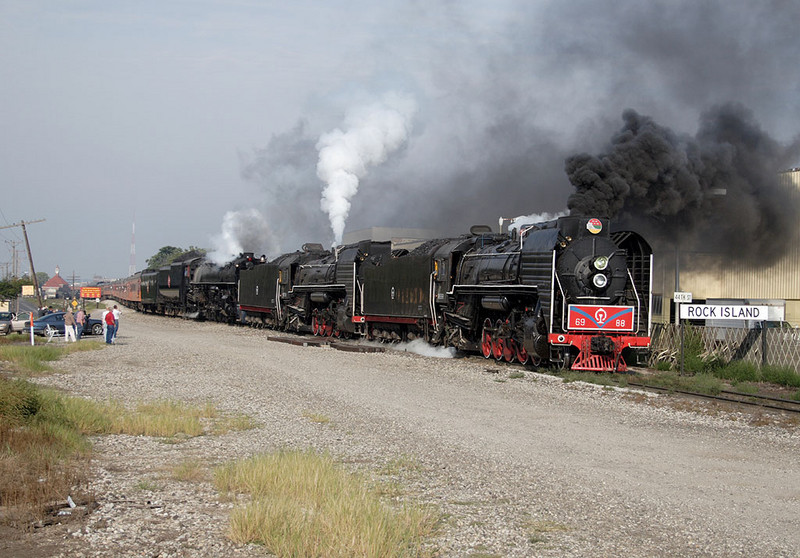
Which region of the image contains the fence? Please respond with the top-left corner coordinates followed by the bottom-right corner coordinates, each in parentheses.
top-left (648, 323), bottom-right (800, 373)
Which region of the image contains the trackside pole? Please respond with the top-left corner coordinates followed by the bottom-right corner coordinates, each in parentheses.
top-left (680, 320), bottom-right (685, 376)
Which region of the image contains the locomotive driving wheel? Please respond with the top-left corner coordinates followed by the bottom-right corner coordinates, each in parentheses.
top-left (515, 342), bottom-right (530, 365)
top-left (502, 320), bottom-right (515, 362)
top-left (492, 319), bottom-right (504, 361)
top-left (481, 318), bottom-right (493, 359)
top-left (312, 311), bottom-right (320, 336)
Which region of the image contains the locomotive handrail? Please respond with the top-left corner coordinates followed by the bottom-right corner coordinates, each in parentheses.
top-left (290, 284), bottom-right (346, 291)
top-left (275, 277), bottom-right (282, 321)
top-left (627, 268), bottom-right (641, 333)
top-left (550, 250), bottom-right (557, 334)
top-left (429, 273), bottom-right (438, 329)
top-left (648, 254), bottom-right (653, 337)
top-left (461, 251), bottom-right (521, 258)
top-left (447, 284), bottom-right (538, 295)
top-left (519, 225), bottom-right (536, 251)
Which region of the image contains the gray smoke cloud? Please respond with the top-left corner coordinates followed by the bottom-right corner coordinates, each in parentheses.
top-left (566, 103), bottom-right (800, 262)
top-left (229, 1), bottom-right (799, 259)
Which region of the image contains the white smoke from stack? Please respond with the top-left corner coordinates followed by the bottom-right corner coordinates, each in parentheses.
top-left (208, 208), bottom-right (279, 264)
top-left (316, 93), bottom-right (417, 245)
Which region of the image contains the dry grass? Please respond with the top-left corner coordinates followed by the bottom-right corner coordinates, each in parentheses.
top-left (170, 458), bottom-right (208, 482)
top-left (0, 340), bottom-right (103, 374)
top-left (0, 374), bottom-right (256, 527)
top-left (214, 449), bottom-right (439, 557)
top-left (0, 378), bottom-right (93, 526)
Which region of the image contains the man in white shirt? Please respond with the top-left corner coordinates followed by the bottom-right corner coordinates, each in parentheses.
top-left (112, 305), bottom-right (121, 341)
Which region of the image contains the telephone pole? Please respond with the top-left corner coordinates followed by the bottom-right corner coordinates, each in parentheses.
top-left (0, 219), bottom-right (46, 308)
top-left (4, 239), bottom-right (20, 277)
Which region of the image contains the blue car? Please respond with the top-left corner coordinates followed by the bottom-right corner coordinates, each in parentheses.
top-left (25, 312), bottom-right (104, 337)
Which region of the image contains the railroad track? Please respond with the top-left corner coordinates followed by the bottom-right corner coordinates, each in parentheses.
top-left (626, 381), bottom-right (800, 414)
top-left (267, 334), bottom-right (800, 413)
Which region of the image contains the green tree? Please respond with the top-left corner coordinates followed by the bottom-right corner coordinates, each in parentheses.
top-left (146, 246), bottom-right (186, 269)
top-left (0, 277), bottom-right (31, 300)
top-left (35, 271), bottom-right (50, 286)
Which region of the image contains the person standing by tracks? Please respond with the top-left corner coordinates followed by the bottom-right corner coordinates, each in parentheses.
top-left (104, 308), bottom-right (116, 344)
top-left (112, 305), bottom-right (121, 341)
top-left (64, 308), bottom-right (77, 342)
top-left (75, 308), bottom-right (86, 340)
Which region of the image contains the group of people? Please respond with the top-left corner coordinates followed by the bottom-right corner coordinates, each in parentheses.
top-left (62, 304), bottom-right (121, 344)
top-left (101, 305), bottom-right (120, 344)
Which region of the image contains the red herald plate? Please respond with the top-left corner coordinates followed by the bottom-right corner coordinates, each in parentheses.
top-left (568, 305), bottom-right (634, 331)
top-left (586, 218), bottom-right (603, 234)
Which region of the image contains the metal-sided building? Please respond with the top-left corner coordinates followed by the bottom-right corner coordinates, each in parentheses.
top-left (651, 168), bottom-right (800, 325)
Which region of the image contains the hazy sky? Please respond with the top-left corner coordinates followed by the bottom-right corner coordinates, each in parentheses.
top-left (1, 0), bottom-right (798, 280)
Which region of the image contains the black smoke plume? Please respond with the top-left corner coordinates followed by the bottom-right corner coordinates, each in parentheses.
top-left (566, 103), bottom-right (800, 263)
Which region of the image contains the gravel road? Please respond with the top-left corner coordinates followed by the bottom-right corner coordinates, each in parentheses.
top-left (10, 307), bottom-right (800, 557)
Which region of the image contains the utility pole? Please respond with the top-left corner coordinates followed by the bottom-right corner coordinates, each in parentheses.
top-left (5, 239), bottom-right (20, 277)
top-left (0, 219), bottom-right (46, 308)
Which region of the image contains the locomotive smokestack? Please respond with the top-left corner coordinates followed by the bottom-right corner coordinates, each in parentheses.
top-left (316, 93), bottom-right (417, 246)
top-left (565, 103), bottom-right (800, 263)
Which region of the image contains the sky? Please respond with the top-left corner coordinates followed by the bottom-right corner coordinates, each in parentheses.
top-left (1, 0), bottom-right (799, 281)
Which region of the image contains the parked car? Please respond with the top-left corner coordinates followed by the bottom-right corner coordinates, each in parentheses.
top-left (0, 311), bottom-right (12, 335)
top-left (10, 311), bottom-right (34, 333)
top-left (24, 312), bottom-right (104, 337)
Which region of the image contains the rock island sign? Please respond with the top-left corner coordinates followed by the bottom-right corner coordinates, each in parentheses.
top-left (679, 304), bottom-right (769, 320)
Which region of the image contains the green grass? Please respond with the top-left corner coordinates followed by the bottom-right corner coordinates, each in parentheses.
top-left (0, 339), bottom-right (103, 374)
top-left (0, 374), bottom-right (256, 526)
top-left (0, 377), bottom-right (94, 523)
top-left (214, 449), bottom-right (439, 557)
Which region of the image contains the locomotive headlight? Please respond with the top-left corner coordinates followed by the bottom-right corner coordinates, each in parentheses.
top-left (593, 256), bottom-right (609, 271)
top-left (592, 273), bottom-right (608, 289)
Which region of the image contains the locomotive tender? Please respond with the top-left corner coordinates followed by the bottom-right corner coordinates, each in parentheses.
top-left (106, 215), bottom-right (652, 372)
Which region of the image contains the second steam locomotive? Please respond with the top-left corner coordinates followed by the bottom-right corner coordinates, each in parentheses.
top-left (106, 215), bottom-right (653, 371)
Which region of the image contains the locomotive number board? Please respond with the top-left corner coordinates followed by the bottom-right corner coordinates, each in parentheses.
top-left (567, 305), bottom-right (635, 331)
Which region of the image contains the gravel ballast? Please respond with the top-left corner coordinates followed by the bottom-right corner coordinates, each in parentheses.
top-left (11, 307), bottom-right (800, 557)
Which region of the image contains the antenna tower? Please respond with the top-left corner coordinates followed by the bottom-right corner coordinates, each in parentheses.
top-left (129, 211), bottom-right (136, 276)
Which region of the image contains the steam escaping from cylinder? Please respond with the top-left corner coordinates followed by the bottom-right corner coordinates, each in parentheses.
top-left (208, 208), bottom-right (280, 265)
top-left (565, 103), bottom-right (800, 263)
top-left (316, 93), bottom-right (417, 245)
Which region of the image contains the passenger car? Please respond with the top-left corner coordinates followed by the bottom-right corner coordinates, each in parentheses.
top-left (25, 312), bottom-right (104, 337)
top-left (0, 311), bottom-right (12, 335)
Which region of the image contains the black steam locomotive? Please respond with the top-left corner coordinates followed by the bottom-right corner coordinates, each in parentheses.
top-left (107, 215), bottom-right (652, 372)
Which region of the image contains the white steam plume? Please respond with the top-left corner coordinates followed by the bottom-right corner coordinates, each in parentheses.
top-left (208, 208), bottom-right (279, 264)
top-left (507, 210), bottom-right (568, 231)
top-left (316, 93), bottom-right (417, 245)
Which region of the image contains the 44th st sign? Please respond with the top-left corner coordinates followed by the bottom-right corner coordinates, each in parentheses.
top-left (679, 304), bottom-right (769, 320)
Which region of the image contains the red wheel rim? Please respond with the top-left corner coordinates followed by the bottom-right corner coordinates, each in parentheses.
top-left (504, 338), bottom-right (516, 362)
top-left (515, 342), bottom-right (529, 365)
top-left (312, 315), bottom-right (320, 336)
top-left (323, 320), bottom-right (333, 336)
top-left (493, 338), bottom-right (504, 360)
top-left (481, 318), bottom-right (493, 358)
top-left (493, 320), bottom-right (504, 360)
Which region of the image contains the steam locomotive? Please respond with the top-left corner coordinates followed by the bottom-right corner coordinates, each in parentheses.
top-left (105, 215), bottom-right (653, 372)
